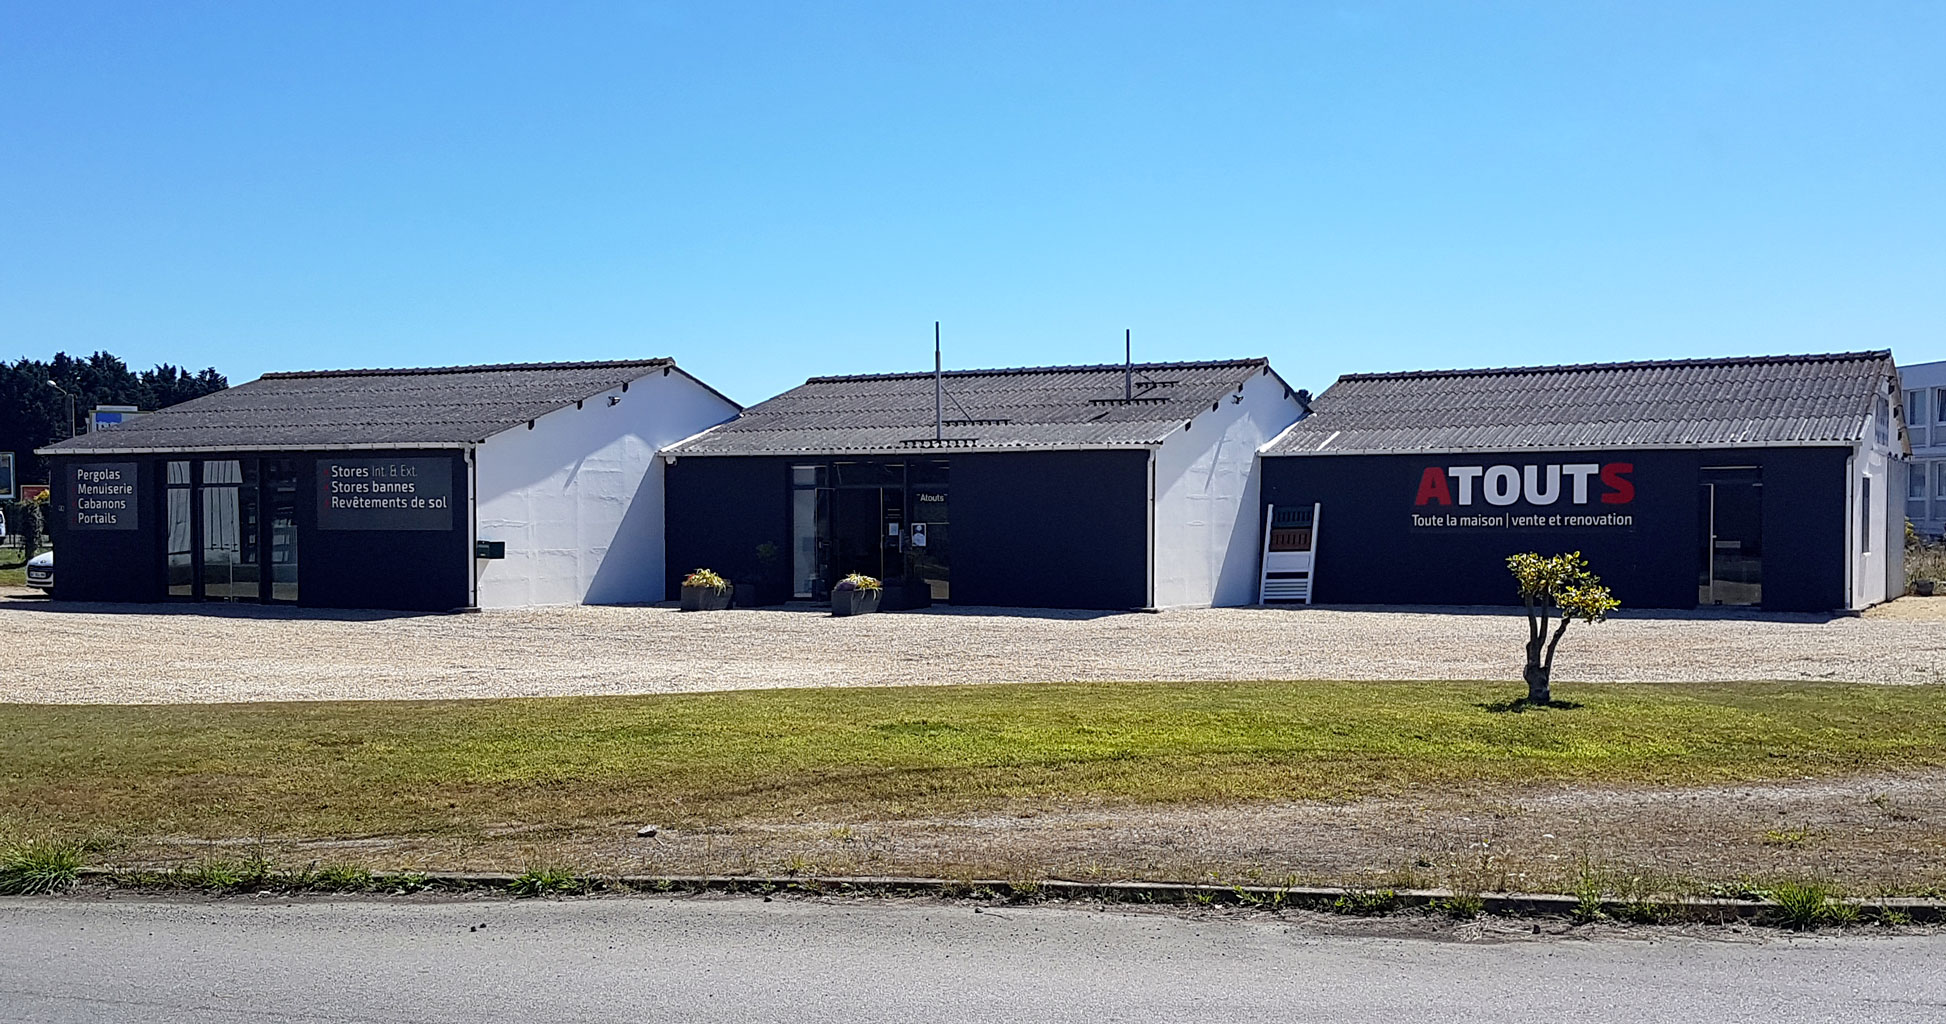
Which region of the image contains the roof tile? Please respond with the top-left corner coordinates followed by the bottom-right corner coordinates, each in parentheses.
top-left (1264, 351), bottom-right (1895, 455)
top-left (669, 362), bottom-right (1276, 457)
top-left (667, 359), bottom-right (1276, 455)
top-left (41, 359), bottom-right (689, 453)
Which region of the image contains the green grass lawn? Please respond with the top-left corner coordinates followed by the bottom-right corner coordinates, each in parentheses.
top-left (3, 680), bottom-right (1942, 849)
top-left (0, 545), bottom-right (49, 588)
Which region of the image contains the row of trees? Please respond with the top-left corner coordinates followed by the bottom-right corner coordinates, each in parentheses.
top-left (1, 352), bottom-right (228, 485)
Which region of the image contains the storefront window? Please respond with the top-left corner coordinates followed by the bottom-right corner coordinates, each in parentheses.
top-left (168, 457), bottom-right (293, 603)
top-left (166, 461), bottom-right (192, 598)
top-left (200, 460), bottom-right (260, 600)
top-left (790, 464), bottom-right (830, 598)
top-left (789, 458), bottom-right (949, 601)
top-left (266, 459), bottom-right (300, 603)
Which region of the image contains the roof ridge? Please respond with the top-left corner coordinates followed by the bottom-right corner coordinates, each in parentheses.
top-left (1336, 351), bottom-right (1892, 382)
top-left (804, 358), bottom-right (1268, 384)
top-left (259, 358), bottom-right (675, 380)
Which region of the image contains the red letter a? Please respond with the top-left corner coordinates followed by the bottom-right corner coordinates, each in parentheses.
top-left (1415, 466), bottom-right (1452, 506)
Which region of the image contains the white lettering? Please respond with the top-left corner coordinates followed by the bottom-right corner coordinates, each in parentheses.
top-left (1448, 466), bottom-right (1484, 506)
top-left (1522, 464), bottom-right (1561, 505)
top-left (1483, 466), bottom-right (1520, 506)
top-left (1563, 464), bottom-right (1599, 504)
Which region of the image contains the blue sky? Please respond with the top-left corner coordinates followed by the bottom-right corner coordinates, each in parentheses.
top-left (4, 2), bottom-right (1941, 405)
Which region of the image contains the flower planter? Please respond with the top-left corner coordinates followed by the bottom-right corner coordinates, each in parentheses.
top-left (681, 584), bottom-right (733, 611)
top-left (1916, 579), bottom-right (1937, 597)
top-left (830, 587), bottom-right (881, 617)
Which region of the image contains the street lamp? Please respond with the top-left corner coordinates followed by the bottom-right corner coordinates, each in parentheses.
top-left (46, 380), bottom-right (77, 438)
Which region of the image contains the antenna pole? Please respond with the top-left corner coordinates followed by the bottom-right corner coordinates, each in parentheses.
top-left (1124, 328), bottom-right (1132, 401)
top-left (934, 321), bottom-right (943, 443)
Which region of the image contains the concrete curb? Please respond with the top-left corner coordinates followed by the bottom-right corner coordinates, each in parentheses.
top-left (71, 869), bottom-right (1946, 924)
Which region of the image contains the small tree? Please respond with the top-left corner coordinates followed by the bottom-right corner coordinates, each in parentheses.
top-left (1507, 551), bottom-right (1619, 705)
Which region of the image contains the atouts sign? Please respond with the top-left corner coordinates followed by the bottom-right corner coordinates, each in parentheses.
top-left (1410, 462), bottom-right (1636, 532)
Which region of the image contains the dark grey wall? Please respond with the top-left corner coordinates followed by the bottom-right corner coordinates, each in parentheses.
top-left (1260, 446), bottom-right (1851, 612)
top-left (951, 450), bottom-right (1149, 609)
top-left (48, 457), bottom-right (164, 603)
top-left (664, 455), bottom-right (793, 589)
top-left (665, 449), bottom-right (1153, 610)
top-left (48, 451), bottom-right (470, 612)
top-left (301, 451), bottom-right (470, 611)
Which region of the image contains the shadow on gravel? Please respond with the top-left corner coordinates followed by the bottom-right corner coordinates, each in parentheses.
top-left (1246, 602), bottom-right (1845, 624)
top-left (0, 595), bottom-right (437, 622)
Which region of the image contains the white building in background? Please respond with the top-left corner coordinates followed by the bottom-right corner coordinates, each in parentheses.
top-left (1901, 359), bottom-right (1946, 536)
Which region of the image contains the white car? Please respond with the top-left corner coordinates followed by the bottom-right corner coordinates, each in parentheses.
top-left (25, 550), bottom-right (52, 592)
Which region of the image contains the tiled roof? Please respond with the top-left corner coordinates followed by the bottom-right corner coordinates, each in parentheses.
top-left (667, 359), bottom-right (1280, 455)
top-left (40, 359), bottom-right (704, 453)
top-left (1263, 351), bottom-right (1896, 455)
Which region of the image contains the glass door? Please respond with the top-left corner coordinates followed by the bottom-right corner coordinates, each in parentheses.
top-left (909, 459), bottom-right (949, 602)
top-left (165, 461), bottom-right (194, 598)
top-left (265, 458), bottom-right (299, 602)
top-left (790, 465), bottom-right (830, 598)
top-left (200, 460), bottom-right (261, 600)
top-left (1698, 468), bottom-right (1762, 606)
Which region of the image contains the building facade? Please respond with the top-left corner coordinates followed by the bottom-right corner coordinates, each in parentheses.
top-left (663, 359), bottom-right (1306, 610)
top-left (1258, 352), bottom-right (1907, 613)
top-left (41, 360), bottom-right (738, 612)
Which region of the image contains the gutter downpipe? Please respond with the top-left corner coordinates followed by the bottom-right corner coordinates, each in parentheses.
top-left (466, 446), bottom-right (480, 611)
top-left (1844, 448), bottom-right (1856, 611)
top-left (934, 321), bottom-right (943, 444)
top-left (1146, 446), bottom-right (1157, 610)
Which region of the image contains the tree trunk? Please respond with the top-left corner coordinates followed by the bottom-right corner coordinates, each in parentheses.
top-left (1523, 662), bottom-right (1551, 705)
top-left (1523, 633), bottom-right (1550, 705)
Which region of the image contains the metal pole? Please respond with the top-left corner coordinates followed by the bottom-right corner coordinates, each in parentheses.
top-left (1124, 328), bottom-right (1132, 401)
top-left (934, 321), bottom-right (943, 443)
top-left (47, 380), bottom-right (77, 437)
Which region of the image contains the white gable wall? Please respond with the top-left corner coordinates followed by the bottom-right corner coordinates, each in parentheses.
top-left (1849, 381), bottom-right (1904, 609)
top-left (1150, 367), bottom-right (1306, 609)
top-left (474, 368), bottom-right (738, 608)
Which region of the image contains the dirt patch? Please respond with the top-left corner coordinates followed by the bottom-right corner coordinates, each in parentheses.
top-left (113, 771), bottom-right (1946, 897)
top-left (1863, 595), bottom-right (1946, 621)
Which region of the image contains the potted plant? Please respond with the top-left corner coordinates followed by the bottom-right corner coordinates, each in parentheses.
top-left (1917, 579), bottom-right (1937, 597)
top-left (830, 573), bottom-right (882, 617)
top-left (680, 568), bottom-right (733, 611)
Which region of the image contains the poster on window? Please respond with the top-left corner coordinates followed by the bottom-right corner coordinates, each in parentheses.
top-left (317, 457), bottom-right (454, 531)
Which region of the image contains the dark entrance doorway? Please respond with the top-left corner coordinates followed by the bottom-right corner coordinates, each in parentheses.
top-left (1698, 467), bottom-right (1762, 606)
top-left (165, 457), bottom-right (300, 603)
top-left (790, 458), bottom-right (948, 601)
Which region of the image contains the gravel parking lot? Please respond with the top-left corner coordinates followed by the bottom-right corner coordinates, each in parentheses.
top-left (4, 589), bottom-right (1944, 704)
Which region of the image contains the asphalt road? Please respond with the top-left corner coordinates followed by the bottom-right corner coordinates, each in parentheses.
top-left (1, 896), bottom-right (1942, 1023)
